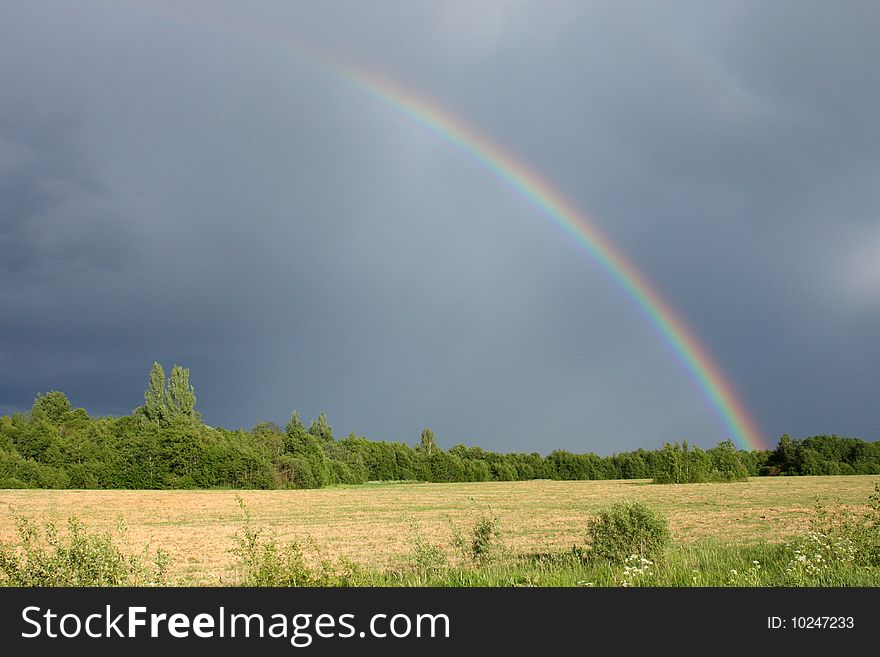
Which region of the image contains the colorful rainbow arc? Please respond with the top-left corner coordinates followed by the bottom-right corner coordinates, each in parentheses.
top-left (330, 64), bottom-right (766, 452)
top-left (141, 6), bottom-right (766, 450)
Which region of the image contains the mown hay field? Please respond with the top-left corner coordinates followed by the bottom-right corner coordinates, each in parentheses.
top-left (1, 476), bottom-right (876, 584)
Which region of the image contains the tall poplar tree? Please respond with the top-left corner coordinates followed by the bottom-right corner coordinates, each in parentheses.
top-left (142, 362), bottom-right (168, 425)
top-left (167, 365), bottom-right (198, 422)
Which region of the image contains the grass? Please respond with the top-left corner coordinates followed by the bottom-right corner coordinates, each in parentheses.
top-left (0, 476), bottom-right (877, 585)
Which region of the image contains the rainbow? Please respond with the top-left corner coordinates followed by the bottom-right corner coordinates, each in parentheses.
top-left (140, 8), bottom-right (767, 450)
top-left (329, 64), bottom-right (766, 451)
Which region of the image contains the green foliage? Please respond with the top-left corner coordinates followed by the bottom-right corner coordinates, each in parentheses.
top-left (417, 428), bottom-right (437, 456)
top-left (308, 411), bottom-right (334, 443)
top-left (232, 522), bottom-right (313, 586)
top-left (451, 507), bottom-right (505, 566)
top-left (766, 434), bottom-right (880, 476)
top-left (285, 411), bottom-right (332, 488)
top-left (31, 391), bottom-right (72, 424)
top-left (168, 365), bottom-right (199, 423)
top-left (653, 441), bottom-right (710, 483)
top-left (230, 498), bottom-right (338, 586)
top-left (707, 440), bottom-right (750, 481)
top-left (0, 363), bottom-right (876, 491)
top-left (404, 521), bottom-right (448, 575)
top-left (467, 516), bottom-right (503, 565)
top-left (141, 362), bottom-right (168, 426)
top-left (798, 484), bottom-right (880, 569)
top-left (652, 440), bottom-right (749, 484)
top-left (586, 501), bottom-right (670, 564)
top-left (252, 422), bottom-right (284, 460)
top-left (546, 450), bottom-right (601, 480)
top-left (138, 363), bottom-right (199, 427)
top-left (0, 513), bottom-right (169, 586)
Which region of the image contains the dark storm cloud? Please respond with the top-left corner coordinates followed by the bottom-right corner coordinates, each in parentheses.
top-left (1, 1), bottom-right (877, 450)
top-left (0, 109), bottom-right (132, 280)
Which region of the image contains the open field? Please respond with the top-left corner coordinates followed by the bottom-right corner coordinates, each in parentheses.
top-left (1, 476), bottom-right (876, 584)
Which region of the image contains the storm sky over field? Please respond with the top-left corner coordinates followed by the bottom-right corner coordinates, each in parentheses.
top-left (1, 1), bottom-right (878, 454)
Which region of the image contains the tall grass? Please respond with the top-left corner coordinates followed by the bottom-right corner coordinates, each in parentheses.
top-left (362, 540), bottom-right (879, 587)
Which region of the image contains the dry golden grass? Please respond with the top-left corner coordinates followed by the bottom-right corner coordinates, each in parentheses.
top-left (1, 476), bottom-right (876, 583)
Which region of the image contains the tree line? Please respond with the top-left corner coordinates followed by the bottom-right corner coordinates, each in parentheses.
top-left (0, 363), bottom-right (877, 489)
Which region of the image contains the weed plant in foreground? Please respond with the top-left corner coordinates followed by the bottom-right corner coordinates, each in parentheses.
top-left (0, 512), bottom-right (169, 586)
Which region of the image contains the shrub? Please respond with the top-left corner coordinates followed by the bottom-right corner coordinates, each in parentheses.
top-left (469, 516), bottom-right (502, 565)
top-left (231, 525), bottom-right (317, 586)
top-left (0, 513), bottom-right (169, 586)
top-left (586, 501), bottom-right (670, 564)
top-left (404, 521), bottom-right (447, 574)
top-left (230, 497), bottom-right (334, 586)
top-left (453, 514), bottom-right (504, 566)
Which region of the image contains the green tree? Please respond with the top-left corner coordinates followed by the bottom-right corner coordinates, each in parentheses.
top-left (417, 428), bottom-right (437, 456)
top-left (707, 440), bottom-right (749, 481)
top-left (768, 434), bottom-right (797, 475)
top-left (286, 411), bottom-right (332, 488)
top-left (654, 442), bottom-right (686, 484)
top-left (167, 365), bottom-right (199, 423)
top-left (31, 392), bottom-right (72, 424)
top-left (252, 422), bottom-right (284, 461)
top-left (284, 412), bottom-right (306, 450)
top-left (308, 412), bottom-right (334, 443)
top-left (141, 362), bottom-right (168, 426)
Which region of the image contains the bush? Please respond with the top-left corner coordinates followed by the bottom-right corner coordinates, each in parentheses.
top-left (231, 525), bottom-right (317, 586)
top-left (0, 513), bottom-right (169, 586)
top-left (470, 516), bottom-right (502, 565)
top-left (230, 497), bottom-right (337, 586)
top-left (404, 521), bottom-right (447, 574)
top-left (586, 501), bottom-right (670, 564)
top-left (453, 514), bottom-right (504, 566)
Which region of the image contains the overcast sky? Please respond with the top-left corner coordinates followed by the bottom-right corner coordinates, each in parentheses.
top-left (1, 1), bottom-right (877, 454)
